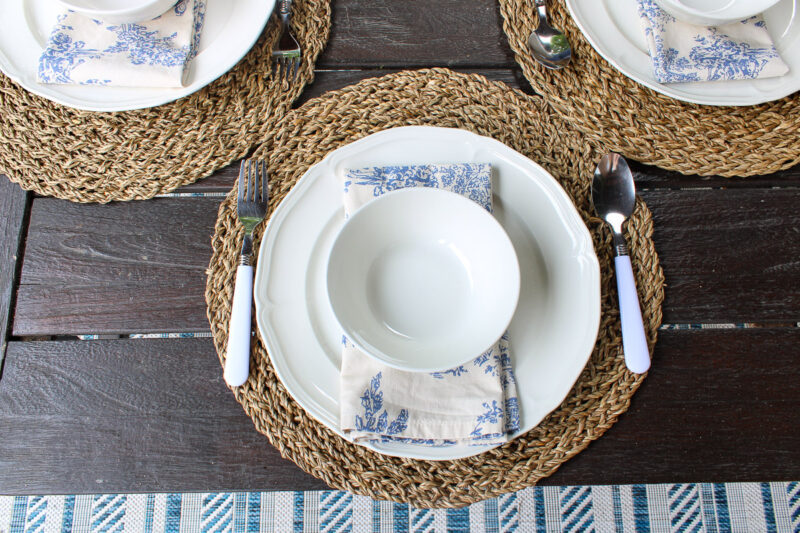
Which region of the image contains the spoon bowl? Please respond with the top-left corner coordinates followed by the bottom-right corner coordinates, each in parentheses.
top-left (527, 0), bottom-right (572, 69)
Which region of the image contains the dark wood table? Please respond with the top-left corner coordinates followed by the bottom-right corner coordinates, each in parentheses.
top-left (1, 0), bottom-right (799, 496)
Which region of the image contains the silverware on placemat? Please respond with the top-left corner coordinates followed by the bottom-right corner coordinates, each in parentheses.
top-left (527, 0), bottom-right (571, 69)
top-left (224, 160), bottom-right (269, 387)
top-left (592, 153), bottom-right (650, 374)
top-left (272, 0), bottom-right (302, 85)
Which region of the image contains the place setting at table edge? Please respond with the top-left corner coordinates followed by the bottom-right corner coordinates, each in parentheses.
top-left (0, 0), bottom-right (793, 496)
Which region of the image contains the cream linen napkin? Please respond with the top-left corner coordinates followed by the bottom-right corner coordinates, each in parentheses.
top-left (637, 0), bottom-right (788, 83)
top-left (38, 0), bottom-right (205, 87)
top-left (338, 163), bottom-right (521, 446)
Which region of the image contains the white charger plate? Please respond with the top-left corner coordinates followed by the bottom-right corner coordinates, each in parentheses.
top-left (253, 126), bottom-right (601, 461)
top-left (0, 0), bottom-right (274, 111)
top-left (565, 0), bottom-right (800, 105)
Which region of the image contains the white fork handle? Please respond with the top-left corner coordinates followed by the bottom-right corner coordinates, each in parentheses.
top-left (224, 264), bottom-right (254, 387)
top-left (614, 255), bottom-right (651, 374)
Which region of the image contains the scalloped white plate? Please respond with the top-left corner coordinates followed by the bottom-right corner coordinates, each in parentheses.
top-left (254, 126), bottom-right (601, 461)
top-left (566, 0), bottom-right (800, 105)
top-left (0, 0), bottom-right (273, 111)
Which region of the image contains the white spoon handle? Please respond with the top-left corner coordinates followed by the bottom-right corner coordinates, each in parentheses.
top-left (614, 255), bottom-right (651, 374)
top-left (224, 264), bottom-right (253, 387)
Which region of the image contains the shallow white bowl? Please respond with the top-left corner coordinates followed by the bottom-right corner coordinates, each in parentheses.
top-left (55, 0), bottom-right (178, 23)
top-left (655, 0), bottom-right (782, 25)
top-left (326, 187), bottom-right (521, 373)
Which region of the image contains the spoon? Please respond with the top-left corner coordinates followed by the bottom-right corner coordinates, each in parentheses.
top-left (527, 0), bottom-right (572, 69)
top-left (591, 153), bottom-right (651, 374)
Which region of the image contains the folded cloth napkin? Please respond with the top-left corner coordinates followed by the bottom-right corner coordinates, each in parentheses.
top-left (637, 0), bottom-right (788, 83)
top-left (38, 0), bottom-right (205, 87)
top-left (339, 163), bottom-right (521, 446)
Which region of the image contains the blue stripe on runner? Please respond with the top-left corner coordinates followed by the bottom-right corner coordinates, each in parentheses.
top-left (61, 495), bottom-right (76, 533)
top-left (246, 492), bottom-right (260, 532)
top-left (484, 497), bottom-right (499, 533)
top-left (713, 483), bottom-right (731, 532)
top-left (761, 482), bottom-right (777, 533)
top-left (700, 483), bottom-right (718, 533)
top-left (446, 507), bottom-right (469, 532)
top-left (611, 485), bottom-right (624, 532)
top-left (143, 494), bottom-right (154, 533)
top-left (293, 492), bottom-right (304, 533)
top-left (165, 494), bottom-right (181, 533)
top-left (393, 502), bottom-right (409, 532)
top-left (534, 487), bottom-right (546, 533)
top-left (372, 501), bottom-right (381, 533)
top-left (10, 495), bottom-right (26, 533)
top-left (632, 484), bottom-right (650, 532)
top-left (234, 492), bottom-right (247, 532)
top-left (787, 481), bottom-right (799, 525)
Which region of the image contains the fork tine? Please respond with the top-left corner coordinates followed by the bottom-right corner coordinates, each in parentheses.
top-left (260, 161), bottom-right (268, 204)
top-left (291, 58), bottom-right (299, 82)
top-left (281, 57), bottom-right (288, 84)
top-left (238, 160), bottom-right (247, 205)
top-left (246, 159), bottom-right (255, 202)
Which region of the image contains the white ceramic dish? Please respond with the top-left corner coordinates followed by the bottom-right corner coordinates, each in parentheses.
top-left (655, 0), bottom-right (782, 25)
top-left (0, 0), bottom-right (274, 111)
top-left (253, 126), bottom-right (601, 461)
top-left (327, 187), bottom-right (521, 373)
top-left (566, 0), bottom-right (800, 105)
top-left (55, 0), bottom-right (178, 23)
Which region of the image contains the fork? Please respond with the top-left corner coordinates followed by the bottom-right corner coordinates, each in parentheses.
top-left (224, 160), bottom-right (269, 387)
top-left (271, 0), bottom-right (301, 85)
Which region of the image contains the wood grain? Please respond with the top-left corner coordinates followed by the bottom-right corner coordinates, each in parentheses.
top-left (0, 338), bottom-right (327, 494)
top-left (13, 188), bottom-right (800, 336)
top-left (0, 329), bottom-right (797, 493)
top-left (0, 176), bottom-right (29, 365)
top-left (317, 0), bottom-right (515, 68)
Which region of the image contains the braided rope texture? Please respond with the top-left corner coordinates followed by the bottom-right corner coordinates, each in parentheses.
top-left (205, 69), bottom-right (665, 508)
top-left (499, 0), bottom-right (800, 177)
top-left (0, 0), bottom-right (330, 203)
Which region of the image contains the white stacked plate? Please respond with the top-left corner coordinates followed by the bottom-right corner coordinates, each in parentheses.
top-left (253, 126), bottom-right (602, 461)
top-left (0, 0), bottom-right (274, 111)
top-left (565, 0), bottom-right (800, 105)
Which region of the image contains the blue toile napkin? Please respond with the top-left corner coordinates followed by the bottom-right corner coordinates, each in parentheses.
top-left (38, 0), bottom-right (205, 87)
top-left (338, 163), bottom-right (521, 447)
top-left (637, 0), bottom-right (788, 83)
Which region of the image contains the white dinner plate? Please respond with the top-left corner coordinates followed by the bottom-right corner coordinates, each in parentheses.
top-left (565, 0), bottom-right (800, 105)
top-left (253, 126), bottom-right (601, 461)
top-left (0, 0), bottom-right (274, 111)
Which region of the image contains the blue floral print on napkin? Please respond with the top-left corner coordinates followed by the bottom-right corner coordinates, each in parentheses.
top-left (637, 0), bottom-right (788, 83)
top-left (38, 0), bottom-right (205, 87)
top-left (339, 163), bottom-right (521, 447)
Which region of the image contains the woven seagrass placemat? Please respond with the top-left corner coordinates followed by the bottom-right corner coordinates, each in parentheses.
top-left (0, 0), bottom-right (330, 203)
top-left (499, 0), bottom-right (800, 177)
top-left (205, 68), bottom-right (665, 508)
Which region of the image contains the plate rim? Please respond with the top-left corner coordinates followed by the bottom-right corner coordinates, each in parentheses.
top-left (0, 0), bottom-right (274, 112)
top-left (565, 0), bottom-right (800, 106)
top-left (254, 125), bottom-right (601, 460)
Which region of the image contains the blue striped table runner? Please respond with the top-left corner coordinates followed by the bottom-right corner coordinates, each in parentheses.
top-left (1, 482), bottom-right (798, 532)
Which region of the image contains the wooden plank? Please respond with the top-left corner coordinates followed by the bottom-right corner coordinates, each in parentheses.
top-left (0, 176), bottom-right (29, 364)
top-left (644, 188), bottom-right (800, 324)
top-left (0, 329), bottom-right (797, 493)
top-left (317, 0), bottom-right (515, 68)
top-left (631, 160), bottom-right (800, 190)
top-left (13, 197), bottom-right (221, 336)
top-left (13, 187), bottom-right (800, 336)
top-left (0, 338), bottom-right (327, 494)
top-left (543, 327), bottom-right (800, 486)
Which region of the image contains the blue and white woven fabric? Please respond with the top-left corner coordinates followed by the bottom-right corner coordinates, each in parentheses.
top-left (637, 0), bottom-right (788, 83)
top-left (38, 0), bottom-right (205, 87)
top-left (338, 164), bottom-right (520, 446)
top-left (2, 482), bottom-right (798, 532)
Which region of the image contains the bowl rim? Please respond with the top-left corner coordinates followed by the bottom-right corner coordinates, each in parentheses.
top-left (325, 186), bottom-right (521, 373)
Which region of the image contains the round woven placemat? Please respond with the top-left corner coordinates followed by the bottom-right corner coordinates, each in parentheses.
top-left (206, 68), bottom-right (665, 508)
top-left (0, 0), bottom-right (330, 203)
top-left (499, 0), bottom-right (800, 177)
